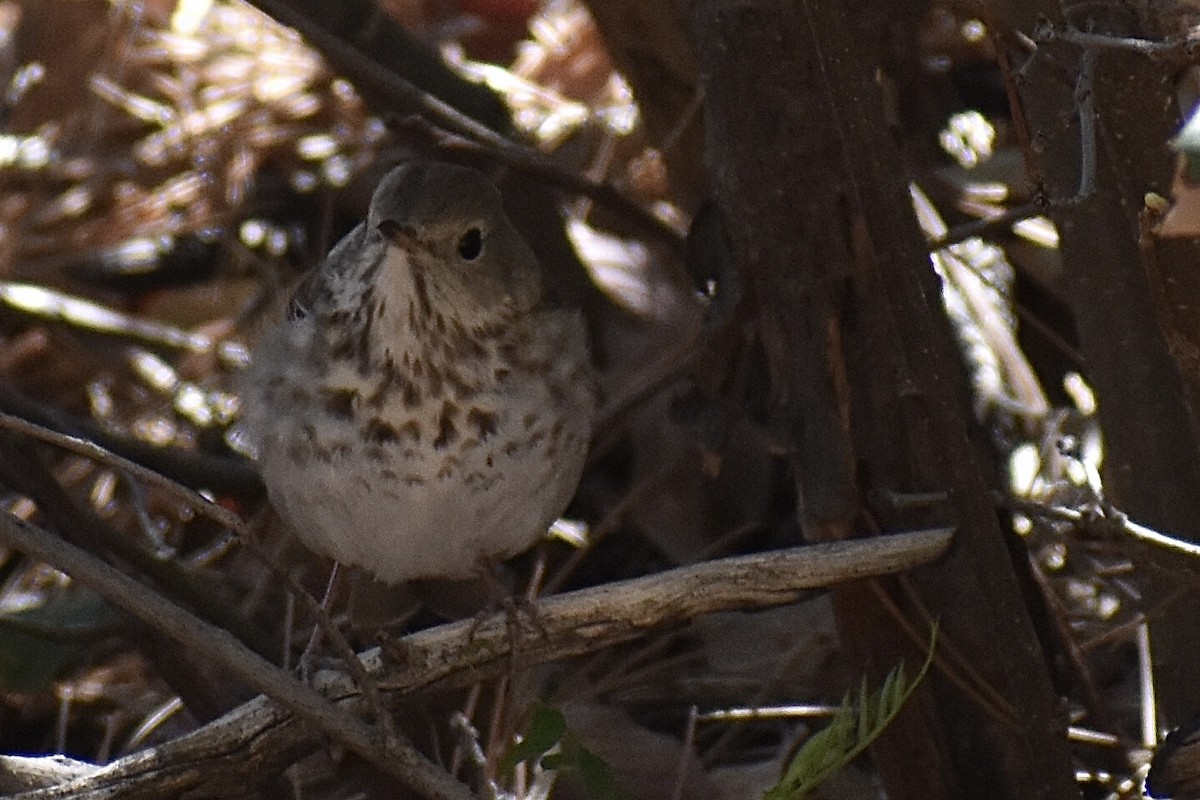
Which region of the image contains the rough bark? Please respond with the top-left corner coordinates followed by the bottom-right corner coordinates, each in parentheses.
top-left (994, 0), bottom-right (1200, 724)
top-left (692, 1), bottom-right (1078, 797)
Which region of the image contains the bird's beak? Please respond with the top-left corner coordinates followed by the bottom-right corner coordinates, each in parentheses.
top-left (377, 219), bottom-right (420, 251)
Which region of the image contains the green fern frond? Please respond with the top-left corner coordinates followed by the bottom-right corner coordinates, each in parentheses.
top-left (764, 624), bottom-right (939, 800)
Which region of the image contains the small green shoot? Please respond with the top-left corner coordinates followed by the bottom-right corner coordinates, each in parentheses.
top-left (764, 624), bottom-right (939, 800)
top-left (501, 704), bottom-right (568, 774)
top-left (502, 703), bottom-right (629, 800)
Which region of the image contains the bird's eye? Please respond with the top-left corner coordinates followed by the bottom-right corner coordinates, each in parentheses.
top-left (457, 227), bottom-right (484, 261)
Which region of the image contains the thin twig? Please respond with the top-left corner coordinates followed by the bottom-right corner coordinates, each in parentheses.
top-left (1042, 25), bottom-right (1200, 63)
top-left (0, 511), bottom-right (474, 800)
top-left (1137, 621), bottom-right (1158, 749)
top-left (247, 0), bottom-right (509, 145)
top-left (0, 386), bottom-right (261, 497)
top-left (670, 705), bottom-right (699, 800)
top-left (0, 410), bottom-right (242, 529)
top-left (928, 202), bottom-right (1044, 250)
top-left (0, 410), bottom-right (398, 749)
top-left (1073, 47), bottom-right (1098, 201)
top-left (362, 528), bottom-right (956, 693)
top-left (871, 579), bottom-right (1020, 729)
top-left (0, 281), bottom-right (224, 354)
top-left (394, 116), bottom-right (686, 249)
top-left (998, 493), bottom-right (1200, 558)
top-left (248, 0), bottom-right (684, 251)
top-left (5, 527), bottom-right (954, 799)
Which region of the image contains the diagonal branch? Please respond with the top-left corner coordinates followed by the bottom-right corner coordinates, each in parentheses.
top-left (0, 515), bottom-right (951, 800)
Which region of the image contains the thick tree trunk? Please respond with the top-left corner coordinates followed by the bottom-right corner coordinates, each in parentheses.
top-left (994, 0), bottom-right (1200, 725)
top-left (691, 1), bottom-right (1078, 797)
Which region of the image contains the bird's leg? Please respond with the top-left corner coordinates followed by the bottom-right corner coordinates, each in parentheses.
top-left (466, 555), bottom-right (549, 649)
top-left (298, 561), bottom-right (342, 680)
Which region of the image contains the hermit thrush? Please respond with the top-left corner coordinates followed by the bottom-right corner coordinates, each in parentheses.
top-left (240, 162), bottom-right (596, 584)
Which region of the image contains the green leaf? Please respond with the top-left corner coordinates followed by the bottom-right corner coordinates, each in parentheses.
top-left (764, 623), bottom-right (939, 800)
top-left (501, 704), bottom-right (632, 800)
top-left (500, 703), bottom-right (568, 775)
top-left (577, 745), bottom-right (626, 800)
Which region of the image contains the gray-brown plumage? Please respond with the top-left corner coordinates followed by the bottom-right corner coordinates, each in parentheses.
top-left (241, 162), bottom-right (595, 583)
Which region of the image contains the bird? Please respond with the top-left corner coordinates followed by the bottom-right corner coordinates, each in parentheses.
top-left (240, 161), bottom-right (596, 585)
